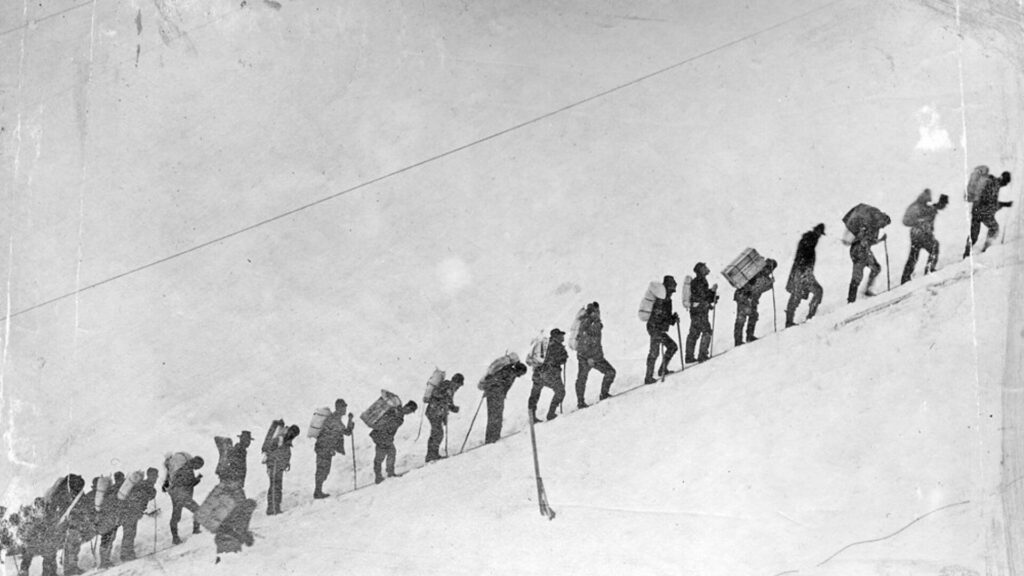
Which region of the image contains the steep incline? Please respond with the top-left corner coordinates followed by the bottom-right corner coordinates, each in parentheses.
top-left (73, 243), bottom-right (1014, 576)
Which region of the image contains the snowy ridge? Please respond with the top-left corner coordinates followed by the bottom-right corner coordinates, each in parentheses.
top-left (27, 243), bottom-right (1011, 576)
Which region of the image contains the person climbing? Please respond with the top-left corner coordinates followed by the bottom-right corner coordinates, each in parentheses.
top-left (902, 189), bottom-right (948, 283)
top-left (425, 374), bottom-right (463, 462)
top-left (685, 265), bottom-right (717, 364)
top-left (313, 399), bottom-right (354, 499)
top-left (785, 224), bottom-right (825, 327)
top-left (574, 302), bottom-right (616, 404)
top-left (481, 361), bottom-right (528, 444)
top-left (527, 328), bottom-right (569, 422)
top-left (733, 259), bottom-right (776, 346)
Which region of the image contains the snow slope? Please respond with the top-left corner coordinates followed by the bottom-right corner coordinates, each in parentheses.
top-left (1, 0), bottom-right (1022, 572)
top-left (30, 242), bottom-right (1013, 576)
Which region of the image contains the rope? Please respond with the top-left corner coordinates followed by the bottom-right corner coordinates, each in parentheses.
top-left (1, 0), bottom-right (846, 323)
top-left (816, 500), bottom-right (970, 567)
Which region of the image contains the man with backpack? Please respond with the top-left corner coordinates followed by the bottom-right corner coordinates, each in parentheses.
top-left (165, 455), bottom-right (204, 545)
top-left (733, 259), bottom-right (777, 346)
top-left (482, 360), bottom-right (528, 444)
top-left (217, 431), bottom-right (252, 494)
top-left (685, 266), bottom-right (717, 364)
top-left (528, 328), bottom-right (569, 422)
top-left (644, 276), bottom-right (679, 383)
top-left (425, 374), bottom-right (463, 462)
top-left (313, 399), bottom-right (354, 499)
top-left (902, 189), bottom-right (949, 283)
top-left (96, 472), bottom-right (126, 569)
top-left (263, 422), bottom-right (301, 516)
top-left (964, 170), bottom-right (1013, 257)
top-left (369, 401), bottom-right (418, 484)
top-left (574, 302), bottom-right (616, 405)
top-left (844, 204), bottom-right (891, 303)
top-left (119, 468), bottom-right (159, 561)
top-left (785, 224), bottom-right (825, 327)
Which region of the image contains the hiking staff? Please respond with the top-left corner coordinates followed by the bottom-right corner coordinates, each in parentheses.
top-left (883, 236), bottom-right (891, 291)
top-left (459, 395), bottom-right (486, 454)
top-left (710, 303), bottom-right (717, 357)
top-left (414, 410), bottom-right (425, 442)
top-left (443, 422), bottom-right (449, 457)
top-left (675, 322), bottom-right (685, 371)
top-left (771, 283), bottom-right (778, 332)
top-left (350, 434), bottom-right (357, 491)
top-left (560, 365), bottom-right (565, 414)
top-left (527, 407), bottom-right (556, 520)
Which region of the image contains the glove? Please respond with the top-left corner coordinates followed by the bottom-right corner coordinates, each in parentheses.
top-left (450, 405), bottom-right (460, 413)
top-left (879, 233), bottom-right (887, 242)
top-left (1003, 201), bottom-right (1014, 208)
top-left (671, 312), bottom-right (679, 325)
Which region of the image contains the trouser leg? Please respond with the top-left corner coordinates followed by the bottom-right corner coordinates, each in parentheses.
top-left (314, 452), bottom-right (332, 495)
top-left (426, 416), bottom-right (443, 461)
top-left (645, 331), bottom-right (661, 380)
top-left (925, 236), bottom-right (939, 273)
top-left (659, 334), bottom-right (677, 374)
top-left (574, 355), bottom-right (591, 405)
top-left (807, 280), bottom-right (823, 318)
top-left (385, 445), bottom-right (397, 477)
top-left (593, 358), bottom-right (616, 396)
top-left (121, 520), bottom-right (138, 560)
top-left (902, 241), bottom-right (920, 284)
top-left (547, 380), bottom-right (565, 420)
top-left (484, 395), bottom-right (505, 444)
top-left (373, 445), bottom-right (386, 482)
top-left (745, 308), bottom-right (759, 341)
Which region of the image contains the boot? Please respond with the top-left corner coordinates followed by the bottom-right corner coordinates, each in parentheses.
top-left (374, 475), bottom-right (385, 485)
top-left (576, 401), bottom-right (589, 409)
top-left (546, 412), bottom-right (558, 422)
top-left (847, 282), bottom-right (858, 303)
top-left (193, 523), bottom-right (202, 535)
top-left (784, 309), bottom-right (795, 328)
top-left (313, 490), bottom-right (330, 499)
top-left (745, 319), bottom-right (757, 343)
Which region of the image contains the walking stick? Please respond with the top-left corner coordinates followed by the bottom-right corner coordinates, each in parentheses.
top-left (443, 422), bottom-right (449, 457)
top-left (350, 434), bottom-right (357, 491)
top-left (771, 284), bottom-right (778, 332)
top-left (414, 411), bottom-right (425, 442)
top-left (710, 305), bottom-right (717, 358)
top-left (559, 365), bottom-right (565, 414)
top-left (527, 407), bottom-right (556, 520)
top-left (675, 321), bottom-right (685, 371)
top-left (459, 395), bottom-right (485, 454)
top-left (883, 237), bottom-right (891, 291)
top-left (152, 503), bottom-right (158, 553)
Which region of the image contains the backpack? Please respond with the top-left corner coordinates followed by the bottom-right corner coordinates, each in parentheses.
top-left (94, 475), bottom-right (112, 510)
top-left (966, 165), bottom-right (989, 202)
top-left (567, 307), bottom-right (587, 351)
top-left (477, 352), bottom-right (520, 389)
top-left (842, 204), bottom-right (890, 243)
top-left (163, 452), bottom-right (192, 489)
top-left (638, 281), bottom-right (667, 321)
top-left (307, 407), bottom-right (331, 439)
top-left (423, 368), bottom-right (446, 403)
top-left (117, 471), bottom-right (144, 501)
top-left (360, 389), bottom-right (402, 430)
top-left (214, 436), bottom-right (234, 477)
top-left (525, 331), bottom-right (549, 368)
top-left (681, 276), bottom-right (693, 310)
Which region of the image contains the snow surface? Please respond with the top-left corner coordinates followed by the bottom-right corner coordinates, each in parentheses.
top-left (1, 0), bottom-right (1022, 573)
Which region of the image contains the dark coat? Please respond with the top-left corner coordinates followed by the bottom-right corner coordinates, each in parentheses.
top-left (264, 440), bottom-right (293, 473)
top-left (218, 444), bottom-right (249, 485)
top-left (689, 276), bottom-right (716, 312)
top-left (369, 408), bottom-right (406, 447)
top-left (122, 480), bottom-right (157, 523)
top-left (974, 176), bottom-right (1009, 217)
top-left (787, 230), bottom-right (820, 293)
top-left (536, 339), bottom-right (568, 377)
top-left (314, 412), bottom-right (352, 456)
top-left (426, 380), bottom-right (460, 422)
top-left (481, 364), bottom-right (523, 399)
top-left (576, 313), bottom-right (604, 359)
top-left (647, 295), bottom-right (675, 332)
top-left (735, 268), bottom-right (774, 306)
top-left (168, 464), bottom-right (202, 501)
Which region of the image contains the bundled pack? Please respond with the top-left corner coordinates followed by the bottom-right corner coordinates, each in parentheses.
top-left (423, 368), bottom-right (446, 403)
top-left (477, 352), bottom-right (520, 390)
top-left (722, 248), bottom-right (766, 289)
top-left (638, 281), bottom-right (667, 322)
top-left (360, 390), bottom-right (402, 430)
